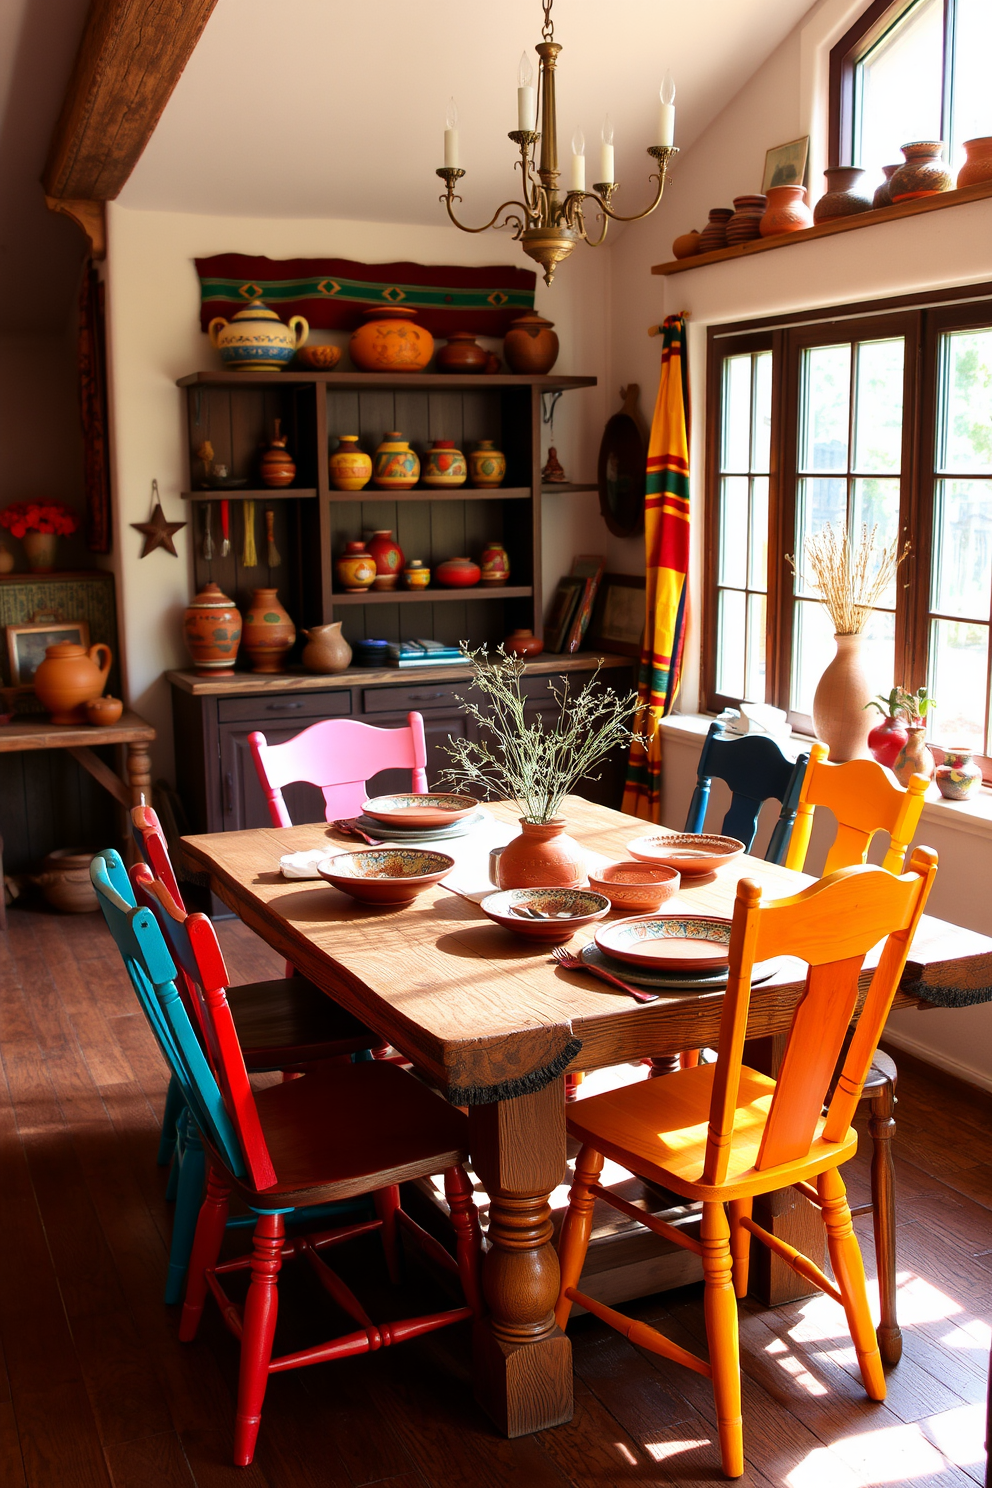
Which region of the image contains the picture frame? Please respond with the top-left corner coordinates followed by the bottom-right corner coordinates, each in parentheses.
top-left (761, 135), bottom-right (809, 193)
top-left (585, 572), bottom-right (646, 659)
top-left (6, 619), bottom-right (90, 686)
top-left (544, 575), bottom-right (586, 654)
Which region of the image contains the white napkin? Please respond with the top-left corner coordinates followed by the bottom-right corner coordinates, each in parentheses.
top-left (279, 848), bottom-right (331, 880)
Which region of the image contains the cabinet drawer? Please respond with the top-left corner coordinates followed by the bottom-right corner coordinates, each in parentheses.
top-left (362, 681), bottom-right (468, 714)
top-left (217, 690), bottom-right (352, 725)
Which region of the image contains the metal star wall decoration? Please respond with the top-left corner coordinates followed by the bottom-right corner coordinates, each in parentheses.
top-left (131, 480), bottom-right (186, 558)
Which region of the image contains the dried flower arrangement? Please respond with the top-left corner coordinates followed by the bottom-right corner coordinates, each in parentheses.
top-left (0, 502), bottom-right (78, 539)
top-left (787, 523), bottom-right (908, 635)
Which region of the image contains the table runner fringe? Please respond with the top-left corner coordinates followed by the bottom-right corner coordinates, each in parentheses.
top-left (446, 1037), bottom-right (583, 1105)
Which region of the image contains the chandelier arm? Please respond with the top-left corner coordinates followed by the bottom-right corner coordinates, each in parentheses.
top-left (570, 203), bottom-right (610, 248)
top-left (439, 192), bottom-right (531, 236)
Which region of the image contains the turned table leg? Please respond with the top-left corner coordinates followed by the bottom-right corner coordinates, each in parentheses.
top-left (469, 1077), bottom-right (572, 1437)
top-left (126, 741), bottom-right (153, 809)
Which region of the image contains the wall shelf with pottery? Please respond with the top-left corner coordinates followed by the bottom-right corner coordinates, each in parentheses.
top-left (331, 585), bottom-right (533, 606)
top-left (180, 488), bottom-right (317, 502)
top-left (326, 485), bottom-right (531, 503)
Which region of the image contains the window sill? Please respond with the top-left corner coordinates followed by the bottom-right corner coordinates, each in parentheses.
top-left (651, 178), bottom-right (992, 277)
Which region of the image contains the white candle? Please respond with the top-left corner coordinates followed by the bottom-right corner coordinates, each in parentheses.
top-left (599, 114), bottom-right (614, 183)
top-left (570, 128), bottom-right (586, 192)
top-left (517, 51), bottom-right (536, 131)
top-left (657, 72), bottom-right (676, 147)
top-left (444, 97), bottom-right (459, 168)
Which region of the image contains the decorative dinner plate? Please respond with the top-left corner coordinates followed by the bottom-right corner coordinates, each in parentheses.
top-left (354, 809), bottom-right (490, 843)
top-left (362, 792), bottom-right (480, 829)
top-left (625, 832), bottom-right (745, 875)
top-left (579, 942), bottom-right (778, 991)
top-left (594, 914), bottom-right (734, 970)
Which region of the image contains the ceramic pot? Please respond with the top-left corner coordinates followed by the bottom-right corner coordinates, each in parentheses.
top-left (32, 850), bottom-right (99, 913)
top-left (698, 207), bottom-right (734, 253)
top-left (349, 307), bottom-right (433, 373)
top-left (403, 561), bottom-right (431, 589)
top-left (422, 440), bottom-right (467, 488)
top-left (468, 440), bottom-right (506, 488)
top-left (242, 588), bottom-right (295, 674)
top-left (183, 582), bottom-right (242, 675)
top-left (295, 344), bottom-right (342, 370)
top-left (503, 312), bottom-right (559, 374)
top-left (435, 556), bottom-right (481, 588)
top-left (811, 633), bottom-right (872, 762)
top-left (726, 195), bottom-right (766, 245)
top-left (872, 164), bottom-right (899, 209)
top-left (505, 628), bottom-right (543, 658)
top-left (867, 713), bottom-right (909, 769)
top-left (480, 540), bottom-right (510, 586)
top-left (957, 137), bottom-right (992, 189)
top-left (497, 817), bottom-right (585, 890)
top-left (0, 544), bottom-right (14, 574)
top-left (329, 436), bottom-right (372, 491)
top-left (85, 695), bottom-right (123, 725)
top-left (372, 432), bottom-right (420, 490)
top-left (367, 529), bottom-right (405, 592)
top-left (813, 167), bottom-right (872, 224)
top-left (435, 332), bottom-right (488, 374)
top-left (935, 746), bottom-right (982, 800)
top-left (22, 531), bottom-right (59, 572)
top-left (301, 621), bottom-right (352, 673)
top-left (336, 541), bottom-right (377, 593)
top-left (208, 300), bottom-right (308, 372)
top-left (760, 185), bottom-right (813, 237)
top-left (34, 640), bottom-right (112, 724)
top-left (671, 229), bottom-right (701, 259)
top-left (889, 141), bottom-right (952, 202)
top-left (891, 725), bottom-right (935, 787)
top-left (259, 419), bottom-right (296, 487)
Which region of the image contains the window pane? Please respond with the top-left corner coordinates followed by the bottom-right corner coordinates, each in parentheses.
top-left (852, 477), bottom-right (902, 606)
top-left (950, 0), bottom-right (992, 176)
top-left (795, 477), bottom-right (847, 597)
top-left (791, 598), bottom-right (835, 716)
top-left (719, 477), bottom-right (748, 588)
top-left (746, 592), bottom-right (766, 700)
top-left (854, 0), bottom-right (943, 188)
top-left (861, 608), bottom-right (897, 706)
top-left (799, 345), bottom-right (851, 473)
top-left (928, 618), bottom-right (988, 752)
top-left (749, 477), bottom-right (769, 591)
top-left (752, 351), bottom-right (773, 474)
top-left (853, 339), bottom-right (904, 473)
top-left (931, 479), bottom-right (992, 619)
top-left (722, 356), bottom-right (752, 472)
top-left (937, 329), bottom-right (992, 474)
top-left (717, 589), bottom-right (746, 698)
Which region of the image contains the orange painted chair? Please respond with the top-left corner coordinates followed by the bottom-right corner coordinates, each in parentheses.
top-left (784, 741), bottom-right (929, 877)
top-left (555, 850), bottom-right (938, 1478)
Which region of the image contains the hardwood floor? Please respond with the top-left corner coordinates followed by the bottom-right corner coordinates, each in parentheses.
top-left (0, 902), bottom-right (989, 1487)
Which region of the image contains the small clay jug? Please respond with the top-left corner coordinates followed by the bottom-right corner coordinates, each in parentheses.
top-left (34, 640), bottom-right (112, 724)
top-left (329, 436), bottom-right (372, 491)
top-left (31, 849), bottom-right (99, 913)
top-left (336, 541), bottom-right (377, 593)
top-left (760, 185), bottom-right (813, 236)
top-left (872, 164), bottom-right (899, 209)
top-left (259, 420), bottom-right (296, 488)
top-left (891, 725), bottom-right (935, 787)
top-left (85, 696), bottom-right (123, 726)
top-left (505, 629), bottom-right (544, 658)
top-left (497, 818), bottom-right (586, 890)
top-left (301, 622), bottom-right (352, 674)
top-left (480, 540), bottom-right (510, 586)
top-left (366, 529), bottom-right (405, 591)
top-left (422, 440), bottom-right (467, 488)
top-left (403, 560), bottom-right (431, 589)
top-left (813, 166), bottom-right (872, 224)
top-left (698, 207), bottom-right (734, 253)
top-left (957, 137), bottom-right (992, 189)
top-left (242, 588), bottom-right (295, 674)
top-left (725, 195), bottom-right (766, 244)
top-left (372, 433), bottom-right (419, 490)
top-left (671, 229), bottom-right (701, 259)
top-left (435, 331), bottom-right (488, 374)
top-left (811, 633), bottom-right (872, 762)
top-left (183, 582), bottom-right (242, 675)
top-left (935, 746), bottom-right (982, 799)
top-left (889, 141), bottom-right (951, 202)
top-left (468, 440), bottom-right (506, 488)
top-left (503, 312), bottom-right (559, 375)
top-left (0, 543), bottom-right (14, 573)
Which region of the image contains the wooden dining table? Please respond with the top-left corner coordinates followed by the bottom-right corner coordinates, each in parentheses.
top-left (183, 793), bottom-right (992, 1440)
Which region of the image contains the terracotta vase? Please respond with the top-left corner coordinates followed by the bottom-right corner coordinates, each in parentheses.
top-left (336, 541), bottom-right (377, 592)
top-left (85, 695), bottom-right (123, 725)
top-left (956, 137), bottom-right (992, 189)
top-left (889, 141), bottom-right (952, 202)
top-left (31, 849), bottom-right (99, 913)
top-left (34, 640), bottom-right (112, 724)
top-left (0, 543), bottom-right (13, 574)
top-left (183, 582), bottom-right (242, 676)
top-left (698, 207), bottom-right (734, 253)
top-left (242, 588), bottom-right (295, 674)
top-left (480, 540), bottom-right (510, 586)
top-left (671, 229), bottom-right (701, 259)
top-left (935, 746), bottom-right (982, 800)
top-left (811, 633), bottom-right (873, 762)
top-left (259, 420), bottom-right (296, 487)
top-left (497, 817), bottom-right (586, 890)
top-left (505, 628), bottom-right (543, 658)
top-left (435, 556), bottom-right (480, 588)
top-left (872, 164), bottom-right (899, 209)
top-left (372, 432), bottom-right (420, 490)
top-left (726, 195), bottom-right (766, 245)
top-left (329, 435), bottom-right (372, 491)
top-left (22, 531), bottom-right (59, 572)
top-left (422, 440), bottom-right (467, 488)
top-left (366, 529), bottom-right (405, 591)
top-left (813, 167), bottom-right (872, 224)
top-left (435, 332), bottom-right (488, 374)
top-left (891, 726), bottom-right (935, 787)
top-left (503, 312), bottom-right (559, 375)
top-left (207, 301), bottom-right (308, 372)
top-left (403, 560), bottom-right (431, 589)
top-left (468, 440), bottom-right (506, 488)
top-left (301, 621), bottom-right (352, 673)
top-left (349, 307), bottom-right (433, 373)
top-left (760, 185), bottom-right (813, 237)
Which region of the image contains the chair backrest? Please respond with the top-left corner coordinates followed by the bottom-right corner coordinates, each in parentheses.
top-left (130, 862), bottom-right (277, 1191)
top-left (131, 803), bottom-right (186, 911)
top-left (784, 741), bottom-right (929, 877)
top-left (702, 848), bottom-right (937, 1186)
top-left (684, 721), bottom-right (810, 864)
top-left (248, 711), bottom-right (429, 827)
top-left (90, 850), bottom-right (248, 1182)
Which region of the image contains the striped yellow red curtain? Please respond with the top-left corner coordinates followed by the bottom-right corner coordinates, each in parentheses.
top-left (622, 313), bottom-right (690, 821)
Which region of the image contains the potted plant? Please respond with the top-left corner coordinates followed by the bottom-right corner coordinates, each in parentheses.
top-left (890, 686), bottom-right (936, 786)
top-left (0, 501), bottom-right (78, 572)
top-left (440, 646), bottom-right (641, 888)
top-left (865, 687), bottom-right (911, 768)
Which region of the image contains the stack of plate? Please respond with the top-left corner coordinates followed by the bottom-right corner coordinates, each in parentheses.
top-left (358, 792), bottom-right (488, 845)
top-left (584, 914), bottom-right (776, 991)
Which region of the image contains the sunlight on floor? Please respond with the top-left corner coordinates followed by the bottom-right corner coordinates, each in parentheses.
top-left (787, 1423), bottom-right (948, 1486)
top-left (922, 1402), bottom-right (987, 1467)
top-left (644, 1436), bottom-right (712, 1462)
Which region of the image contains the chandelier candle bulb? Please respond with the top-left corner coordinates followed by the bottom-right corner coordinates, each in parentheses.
top-left (444, 97), bottom-right (459, 168)
top-left (517, 51), bottom-right (537, 131)
top-left (657, 71), bottom-right (676, 147)
top-left (599, 116), bottom-right (615, 184)
top-left (570, 128), bottom-right (586, 192)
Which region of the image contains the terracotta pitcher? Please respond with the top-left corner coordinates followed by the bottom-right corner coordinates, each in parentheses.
top-left (301, 622), bottom-right (352, 674)
top-left (34, 640), bottom-right (112, 724)
top-left (497, 818), bottom-right (586, 889)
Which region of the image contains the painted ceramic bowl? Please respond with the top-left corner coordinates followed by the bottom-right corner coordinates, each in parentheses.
top-left (480, 887), bottom-right (610, 943)
top-left (316, 848), bottom-right (454, 905)
top-left (362, 793), bottom-right (480, 829)
top-left (626, 833), bottom-right (745, 876)
top-left (296, 344), bottom-right (342, 370)
top-left (586, 860), bottom-right (681, 912)
top-left (595, 915), bottom-right (733, 970)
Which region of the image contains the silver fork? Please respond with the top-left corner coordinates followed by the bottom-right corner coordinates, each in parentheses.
top-left (550, 946), bottom-right (657, 1004)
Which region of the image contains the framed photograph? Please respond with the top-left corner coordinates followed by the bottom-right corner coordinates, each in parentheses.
top-left (586, 573), bottom-right (646, 659)
top-left (544, 575), bottom-right (586, 654)
top-left (6, 620), bottom-right (89, 686)
top-left (761, 135), bottom-right (809, 193)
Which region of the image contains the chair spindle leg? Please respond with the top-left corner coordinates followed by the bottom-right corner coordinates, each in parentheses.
top-left (554, 1145), bottom-right (603, 1330)
top-left (179, 1164), bottom-right (230, 1342)
top-left (728, 1197), bottom-right (753, 1300)
top-left (374, 1185), bottom-right (402, 1284)
top-left (702, 1201), bottom-right (744, 1479)
top-left (444, 1165), bottom-right (484, 1317)
top-left (234, 1212), bottom-right (285, 1468)
top-left (818, 1167), bottom-right (885, 1401)
top-left (868, 1078), bottom-right (901, 1366)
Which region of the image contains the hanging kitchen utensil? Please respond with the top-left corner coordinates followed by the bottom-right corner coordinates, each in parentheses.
top-left (265, 508), bottom-right (281, 567)
top-left (242, 500), bottom-right (258, 567)
top-left (201, 503), bottom-right (214, 560)
top-left (220, 498), bottom-right (231, 557)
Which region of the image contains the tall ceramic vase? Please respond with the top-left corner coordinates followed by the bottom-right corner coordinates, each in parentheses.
top-left (811, 633), bottom-right (873, 761)
top-left (497, 818), bottom-right (586, 889)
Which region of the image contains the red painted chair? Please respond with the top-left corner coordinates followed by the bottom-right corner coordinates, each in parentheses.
top-left (248, 711), bottom-right (429, 828)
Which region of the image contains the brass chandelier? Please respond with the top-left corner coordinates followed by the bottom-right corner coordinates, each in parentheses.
top-left (435, 0), bottom-right (678, 285)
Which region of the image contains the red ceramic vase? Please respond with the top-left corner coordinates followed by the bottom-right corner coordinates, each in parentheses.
top-left (497, 818), bottom-right (586, 890)
top-left (366, 529), bottom-right (405, 592)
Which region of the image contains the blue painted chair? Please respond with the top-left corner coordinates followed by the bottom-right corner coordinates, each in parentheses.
top-left (684, 720), bottom-right (810, 864)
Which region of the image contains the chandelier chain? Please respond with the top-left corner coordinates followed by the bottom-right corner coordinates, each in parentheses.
top-left (541, 0), bottom-right (554, 42)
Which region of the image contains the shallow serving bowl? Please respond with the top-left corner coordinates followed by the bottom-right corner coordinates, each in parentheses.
top-left (295, 344), bottom-right (342, 370)
top-left (587, 860), bottom-right (681, 912)
top-left (316, 847), bottom-right (454, 905)
top-left (480, 887), bottom-right (610, 943)
top-left (625, 832), bottom-right (745, 875)
top-left (362, 792), bottom-right (480, 829)
top-left (595, 914), bottom-right (734, 970)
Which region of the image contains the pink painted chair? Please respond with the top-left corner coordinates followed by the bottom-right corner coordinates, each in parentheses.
top-left (248, 712), bottom-right (429, 828)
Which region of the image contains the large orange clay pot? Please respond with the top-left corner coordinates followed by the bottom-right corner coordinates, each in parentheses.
top-left (242, 588), bottom-right (296, 673)
top-left (811, 633), bottom-right (872, 762)
top-left (34, 641), bottom-right (112, 724)
top-left (759, 184), bottom-right (813, 236)
top-left (889, 140), bottom-right (951, 201)
top-left (349, 307), bottom-right (433, 372)
top-left (503, 312), bottom-right (559, 374)
top-left (496, 817), bottom-right (586, 889)
top-left (957, 137), bottom-right (992, 188)
top-left (183, 582), bottom-right (242, 676)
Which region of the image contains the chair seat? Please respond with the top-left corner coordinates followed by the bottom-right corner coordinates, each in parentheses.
top-left (229, 1058), bottom-right (470, 1208)
top-left (566, 1062), bottom-right (858, 1203)
top-left (229, 977), bottom-right (375, 1068)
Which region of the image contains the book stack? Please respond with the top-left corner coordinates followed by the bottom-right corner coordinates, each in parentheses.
top-left (544, 554), bottom-right (606, 654)
top-left (386, 639), bottom-right (470, 669)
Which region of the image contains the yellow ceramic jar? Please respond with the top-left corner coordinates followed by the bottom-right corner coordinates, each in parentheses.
top-left (329, 435), bottom-right (373, 491)
top-left (403, 561), bottom-right (431, 590)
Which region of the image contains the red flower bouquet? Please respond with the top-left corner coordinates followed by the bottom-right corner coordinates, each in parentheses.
top-left (0, 502), bottom-right (78, 539)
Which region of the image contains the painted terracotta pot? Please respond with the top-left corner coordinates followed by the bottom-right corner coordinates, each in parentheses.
top-left (760, 185), bottom-right (813, 236)
top-left (957, 137), bottom-right (992, 189)
top-left (813, 167), bottom-right (872, 224)
top-left (183, 582), bottom-right (242, 676)
top-left (468, 440), bottom-right (506, 488)
top-left (497, 817), bottom-right (586, 890)
top-left (403, 561), bottom-right (431, 589)
top-left (422, 440), bottom-right (467, 488)
top-left (34, 641), bottom-right (112, 724)
top-left (367, 529), bottom-right (405, 592)
top-left (671, 229), bottom-right (701, 259)
top-left (811, 633), bottom-right (872, 762)
top-left (349, 307), bottom-right (433, 373)
top-left (259, 419), bottom-right (296, 487)
top-left (435, 556), bottom-right (480, 588)
top-left (295, 344), bottom-right (341, 370)
top-left (480, 540), bottom-right (510, 586)
top-left (242, 588), bottom-right (295, 674)
top-left (698, 207), bottom-right (734, 253)
top-left (336, 541), bottom-right (377, 593)
top-left (329, 435), bottom-right (372, 492)
top-left (891, 725), bottom-right (935, 787)
top-left (889, 141), bottom-right (952, 202)
top-left (872, 164), bottom-right (899, 209)
top-left (208, 300), bottom-right (308, 372)
top-left (22, 531), bottom-right (59, 572)
top-left (503, 312), bottom-right (559, 374)
top-left (435, 332), bottom-right (488, 374)
top-left (935, 747), bottom-right (982, 800)
top-left (32, 849), bottom-right (99, 913)
top-left (301, 621), bottom-right (352, 674)
top-left (372, 432), bottom-right (420, 490)
top-left (504, 628), bottom-right (543, 657)
top-left (726, 195), bottom-right (766, 245)
top-left (85, 695), bottom-right (123, 725)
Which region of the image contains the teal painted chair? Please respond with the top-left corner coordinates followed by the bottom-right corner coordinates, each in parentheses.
top-left (685, 720), bottom-right (809, 864)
